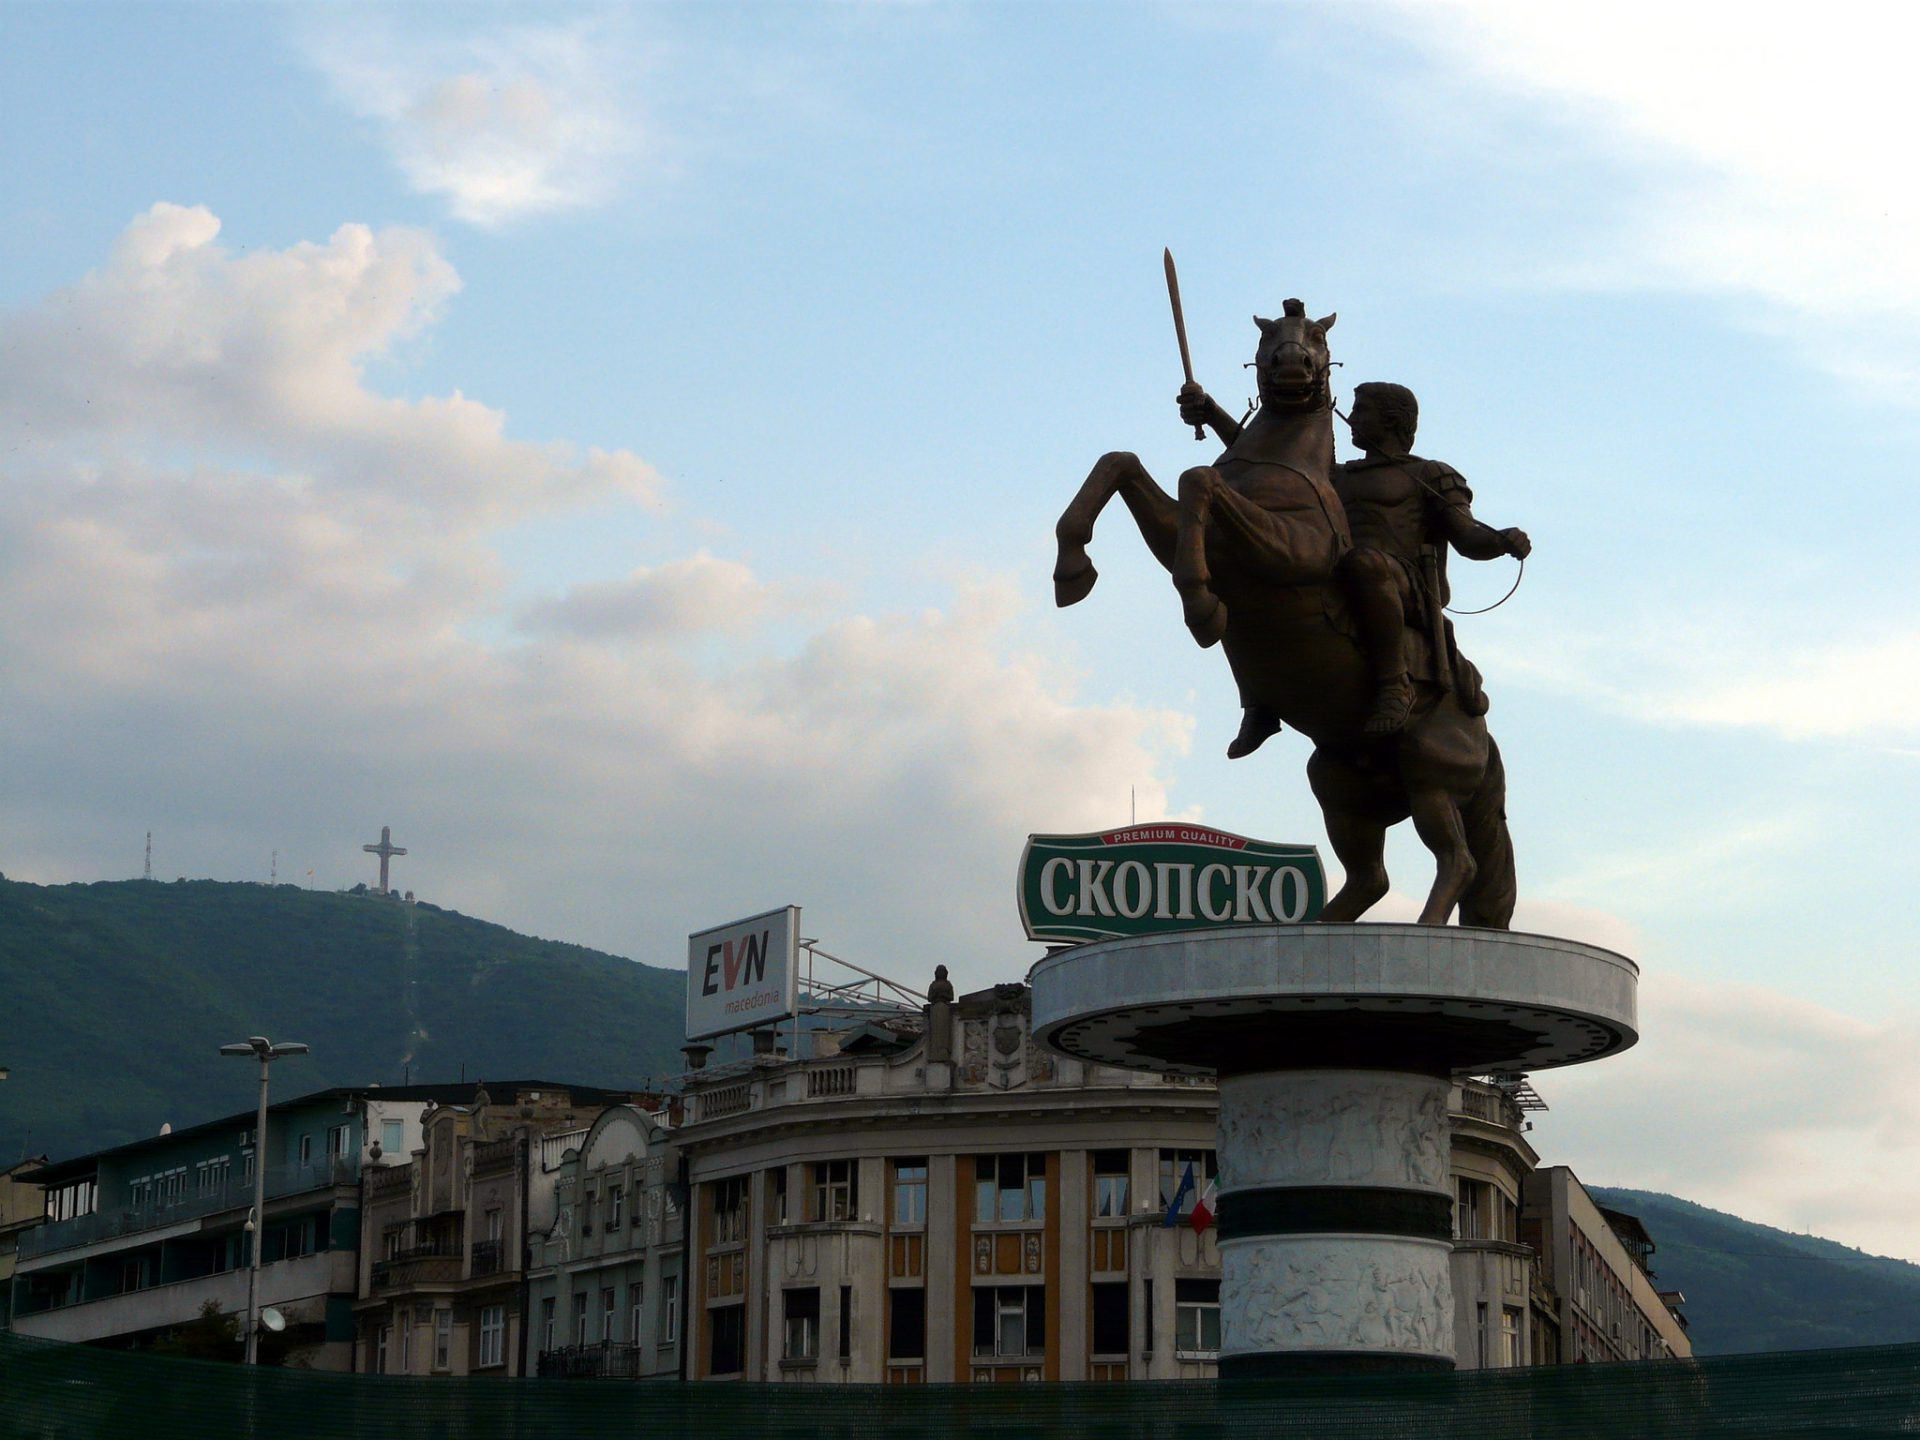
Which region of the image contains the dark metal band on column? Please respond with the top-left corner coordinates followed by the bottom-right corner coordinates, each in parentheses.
top-left (1220, 1351), bottom-right (1454, 1378)
top-left (1216, 1186), bottom-right (1453, 1243)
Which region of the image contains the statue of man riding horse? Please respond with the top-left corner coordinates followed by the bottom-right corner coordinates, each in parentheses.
top-left (1052, 277), bottom-right (1529, 929)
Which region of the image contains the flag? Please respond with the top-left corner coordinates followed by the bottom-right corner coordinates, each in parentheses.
top-left (1189, 1176), bottom-right (1217, 1235)
top-left (1162, 1162), bottom-right (1195, 1227)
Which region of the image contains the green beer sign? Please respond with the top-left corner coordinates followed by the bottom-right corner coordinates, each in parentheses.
top-left (1018, 824), bottom-right (1325, 944)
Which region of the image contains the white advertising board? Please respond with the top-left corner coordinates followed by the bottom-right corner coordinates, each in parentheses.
top-left (686, 905), bottom-right (801, 1042)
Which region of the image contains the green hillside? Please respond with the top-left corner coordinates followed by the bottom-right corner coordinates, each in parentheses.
top-left (1592, 1187), bottom-right (1920, 1354)
top-left (0, 876), bottom-right (688, 1163)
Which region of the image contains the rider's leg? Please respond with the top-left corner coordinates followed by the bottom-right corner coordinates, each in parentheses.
top-left (1337, 547), bottom-right (1413, 736)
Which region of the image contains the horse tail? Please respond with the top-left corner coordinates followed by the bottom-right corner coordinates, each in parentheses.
top-left (1458, 734), bottom-right (1516, 929)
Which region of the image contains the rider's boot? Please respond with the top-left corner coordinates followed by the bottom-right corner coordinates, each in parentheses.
top-left (1362, 675), bottom-right (1413, 737)
top-left (1227, 706), bottom-right (1282, 759)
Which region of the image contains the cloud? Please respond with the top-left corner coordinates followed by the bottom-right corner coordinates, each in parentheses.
top-left (1384, 1), bottom-right (1920, 398)
top-left (305, 16), bottom-right (644, 227)
top-left (1, 202), bottom-right (658, 529)
top-left (1537, 971), bottom-right (1920, 1261)
top-left (0, 206), bottom-right (1187, 995)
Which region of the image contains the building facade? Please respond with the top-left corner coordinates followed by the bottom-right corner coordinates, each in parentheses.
top-left (0, 1158), bottom-right (48, 1329)
top-left (9, 1086), bottom-right (418, 1366)
top-left (526, 1102), bottom-right (686, 1379)
top-left (671, 981), bottom-right (1688, 1383)
top-left (1523, 1165), bottom-right (1691, 1363)
top-left (352, 1082), bottom-right (648, 1378)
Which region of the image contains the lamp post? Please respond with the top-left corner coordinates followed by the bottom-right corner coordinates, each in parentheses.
top-left (220, 1036), bottom-right (308, 1364)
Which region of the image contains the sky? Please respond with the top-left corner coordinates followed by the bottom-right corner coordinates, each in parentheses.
top-left (5, 1), bottom-right (1920, 1260)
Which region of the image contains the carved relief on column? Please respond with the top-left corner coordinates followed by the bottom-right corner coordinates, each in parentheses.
top-left (1215, 1070), bottom-right (1450, 1193)
top-left (1221, 1236), bottom-right (1454, 1360)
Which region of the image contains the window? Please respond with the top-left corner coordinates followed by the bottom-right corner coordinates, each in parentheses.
top-left (1174, 1279), bottom-right (1220, 1354)
top-left (432, 1308), bottom-right (452, 1371)
top-left (661, 1276), bottom-right (679, 1344)
top-left (838, 1284), bottom-right (852, 1361)
top-left (607, 1184), bottom-right (624, 1230)
top-left (630, 1284), bottom-right (644, 1349)
top-left (972, 1286), bottom-right (1045, 1357)
top-left (1502, 1307), bottom-right (1522, 1367)
top-left (1143, 1279), bottom-right (1155, 1355)
top-left (975, 1154), bottom-right (1047, 1222)
top-left (713, 1176), bottom-right (748, 1242)
top-left (1091, 1282), bottom-right (1129, 1356)
top-left (811, 1160), bottom-right (856, 1222)
top-left (299, 1134), bottom-right (313, 1165)
top-left (889, 1288), bottom-right (926, 1361)
top-left (381, 1119), bottom-right (405, 1154)
top-left (483, 1207), bottom-right (503, 1243)
top-left (400, 1316), bottom-right (412, 1372)
top-left (384, 1225), bottom-right (404, 1261)
top-left (783, 1287), bottom-right (820, 1361)
top-left (542, 1297), bottom-right (556, 1354)
top-left (572, 1291), bottom-right (588, 1345)
top-left (1157, 1150), bottom-right (1217, 1216)
top-left (1093, 1150), bottom-right (1129, 1219)
top-left (129, 1177), bottom-right (153, 1210)
top-left (242, 1150), bottom-right (255, 1183)
top-left (328, 1124), bottom-right (351, 1160)
top-left (478, 1304), bottom-right (505, 1368)
top-left (374, 1324), bottom-right (389, 1374)
top-left (892, 1159), bottom-right (928, 1226)
top-left (602, 1286), bottom-right (617, 1342)
top-left (710, 1302), bottom-right (746, 1374)
top-left (770, 1166), bottom-right (789, 1224)
top-left (1457, 1178), bottom-right (1489, 1240)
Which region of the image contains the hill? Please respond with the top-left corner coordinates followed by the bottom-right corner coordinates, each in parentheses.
top-left (1592, 1187), bottom-right (1920, 1354)
top-left (0, 876), bottom-right (688, 1163)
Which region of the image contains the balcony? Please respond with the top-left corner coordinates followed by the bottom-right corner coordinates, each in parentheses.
top-left (537, 1342), bottom-right (649, 1379)
top-left (470, 1238), bottom-right (506, 1278)
top-left (16, 1159), bottom-right (360, 1263)
top-left (1453, 1081), bottom-right (1525, 1132)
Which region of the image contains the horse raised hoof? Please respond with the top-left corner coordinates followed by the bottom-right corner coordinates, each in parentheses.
top-left (1181, 589), bottom-right (1228, 648)
top-left (1226, 707), bottom-right (1281, 759)
top-left (1053, 558), bottom-right (1098, 608)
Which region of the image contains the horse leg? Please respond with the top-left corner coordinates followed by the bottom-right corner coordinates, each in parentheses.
top-left (1054, 452), bottom-right (1175, 607)
top-left (1173, 467), bottom-right (1229, 646)
top-left (1407, 786), bottom-right (1478, 925)
top-left (1309, 748), bottom-right (1397, 922)
top-left (1457, 736), bottom-right (1516, 929)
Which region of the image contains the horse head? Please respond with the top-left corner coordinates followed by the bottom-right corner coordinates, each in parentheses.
top-left (1252, 299), bottom-right (1336, 412)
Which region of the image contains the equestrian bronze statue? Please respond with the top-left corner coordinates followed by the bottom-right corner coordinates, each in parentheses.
top-left (1052, 275), bottom-right (1529, 928)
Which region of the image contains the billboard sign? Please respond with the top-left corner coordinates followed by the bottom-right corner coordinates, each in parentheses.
top-left (1017, 824), bottom-right (1325, 944)
top-left (686, 906), bottom-right (801, 1042)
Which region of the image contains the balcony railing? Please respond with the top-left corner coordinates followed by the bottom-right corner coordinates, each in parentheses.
top-left (806, 1066), bottom-right (856, 1098)
top-left (1454, 1082), bottom-right (1525, 1132)
top-left (470, 1238), bottom-right (506, 1278)
top-left (537, 1342), bottom-right (648, 1379)
top-left (701, 1083), bottom-right (751, 1119)
top-left (16, 1158), bottom-right (360, 1261)
top-left (472, 1137), bottom-right (517, 1174)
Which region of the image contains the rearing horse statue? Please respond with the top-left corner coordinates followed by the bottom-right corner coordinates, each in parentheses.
top-left (1053, 300), bottom-right (1516, 928)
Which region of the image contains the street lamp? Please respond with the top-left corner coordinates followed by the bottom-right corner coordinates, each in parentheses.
top-left (220, 1036), bottom-right (308, 1364)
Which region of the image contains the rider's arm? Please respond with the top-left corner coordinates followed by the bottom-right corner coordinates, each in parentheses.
top-left (1432, 471), bottom-right (1530, 560)
top-left (1178, 384), bottom-right (1243, 446)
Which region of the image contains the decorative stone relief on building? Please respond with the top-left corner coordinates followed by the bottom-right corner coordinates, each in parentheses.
top-left (1223, 1239), bottom-right (1452, 1357)
top-left (1023, 1234), bottom-right (1042, 1274)
top-left (974, 1236), bottom-right (993, 1274)
top-left (1217, 1073), bottom-right (1449, 1192)
top-left (961, 1017), bottom-right (989, 1085)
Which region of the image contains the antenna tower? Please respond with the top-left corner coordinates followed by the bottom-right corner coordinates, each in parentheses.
top-left (143, 832), bottom-right (153, 882)
top-left (270, 850), bottom-right (278, 885)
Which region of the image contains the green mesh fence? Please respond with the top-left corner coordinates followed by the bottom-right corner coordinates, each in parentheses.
top-left (5, 1332), bottom-right (1920, 1440)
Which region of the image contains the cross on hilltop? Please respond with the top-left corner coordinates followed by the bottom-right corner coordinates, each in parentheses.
top-left (362, 825), bottom-right (408, 894)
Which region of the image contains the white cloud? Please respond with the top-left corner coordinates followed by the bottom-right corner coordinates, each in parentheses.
top-left (1388, 1), bottom-right (1920, 397)
top-left (1537, 971), bottom-right (1920, 1261)
top-left (305, 17), bottom-right (644, 227)
top-left (1, 202), bottom-right (658, 529)
top-left (0, 207), bottom-right (1187, 994)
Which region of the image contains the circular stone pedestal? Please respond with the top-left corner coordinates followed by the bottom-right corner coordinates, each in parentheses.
top-left (1028, 924), bottom-right (1638, 1376)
